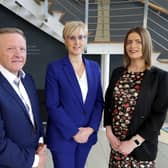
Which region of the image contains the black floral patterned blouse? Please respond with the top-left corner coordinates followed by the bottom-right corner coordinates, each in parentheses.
top-left (109, 70), bottom-right (155, 168)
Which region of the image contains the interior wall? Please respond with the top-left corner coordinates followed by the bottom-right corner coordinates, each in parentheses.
top-left (0, 5), bottom-right (124, 122)
top-left (0, 5), bottom-right (67, 121)
top-left (0, 5), bottom-right (66, 89)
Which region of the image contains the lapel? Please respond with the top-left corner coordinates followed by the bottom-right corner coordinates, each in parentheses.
top-left (83, 58), bottom-right (93, 108)
top-left (128, 69), bottom-right (152, 136)
top-left (0, 73), bottom-right (36, 128)
top-left (21, 76), bottom-right (38, 129)
top-left (63, 56), bottom-right (84, 108)
top-left (0, 73), bottom-right (28, 114)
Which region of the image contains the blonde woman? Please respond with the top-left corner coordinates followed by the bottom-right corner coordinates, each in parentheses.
top-left (45, 21), bottom-right (103, 168)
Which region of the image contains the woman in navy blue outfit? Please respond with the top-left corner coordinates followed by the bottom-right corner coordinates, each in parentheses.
top-left (45, 21), bottom-right (104, 168)
top-left (104, 27), bottom-right (168, 168)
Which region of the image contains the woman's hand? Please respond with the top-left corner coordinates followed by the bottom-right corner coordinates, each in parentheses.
top-left (73, 127), bottom-right (94, 143)
top-left (106, 126), bottom-right (120, 151)
top-left (118, 139), bottom-right (137, 156)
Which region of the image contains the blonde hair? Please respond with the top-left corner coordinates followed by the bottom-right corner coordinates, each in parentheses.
top-left (0, 27), bottom-right (26, 39)
top-left (63, 21), bottom-right (87, 39)
top-left (123, 27), bottom-right (152, 69)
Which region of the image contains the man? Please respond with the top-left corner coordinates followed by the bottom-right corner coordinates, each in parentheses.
top-left (0, 27), bottom-right (46, 168)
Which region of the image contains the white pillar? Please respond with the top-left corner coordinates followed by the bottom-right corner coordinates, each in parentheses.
top-left (143, 0), bottom-right (149, 28)
top-left (100, 54), bottom-right (110, 130)
top-left (101, 54), bottom-right (110, 97)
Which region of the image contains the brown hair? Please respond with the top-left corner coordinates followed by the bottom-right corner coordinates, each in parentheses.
top-left (123, 27), bottom-right (152, 69)
top-left (0, 27), bottom-right (26, 39)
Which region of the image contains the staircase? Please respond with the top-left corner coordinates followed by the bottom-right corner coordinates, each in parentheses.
top-left (86, 0), bottom-right (168, 61)
top-left (49, 0), bottom-right (85, 24)
top-left (0, 0), bottom-right (64, 42)
top-left (86, 0), bottom-right (144, 54)
top-left (1, 0), bottom-right (167, 61)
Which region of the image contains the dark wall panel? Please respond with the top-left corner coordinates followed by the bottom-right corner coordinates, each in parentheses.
top-left (0, 5), bottom-right (66, 89)
top-left (0, 5), bottom-right (67, 121)
top-left (110, 54), bottom-right (123, 77)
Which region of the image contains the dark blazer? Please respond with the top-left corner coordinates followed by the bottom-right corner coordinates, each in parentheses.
top-left (104, 66), bottom-right (168, 161)
top-left (0, 73), bottom-right (43, 168)
top-left (45, 56), bottom-right (103, 152)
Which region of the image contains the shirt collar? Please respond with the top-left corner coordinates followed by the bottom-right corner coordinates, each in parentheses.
top-left (0, 65), bottom-right (25, 83)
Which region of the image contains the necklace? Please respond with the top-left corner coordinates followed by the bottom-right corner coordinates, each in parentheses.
top-left (72, 61), bottom-right (85, 78)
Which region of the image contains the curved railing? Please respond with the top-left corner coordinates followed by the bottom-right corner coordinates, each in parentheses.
top-left (86, 0), bottom-right (168, 53)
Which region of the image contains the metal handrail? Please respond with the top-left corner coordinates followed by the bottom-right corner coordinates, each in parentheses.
top-left (147, 7), bottom-right (168, 51)
top-left (150, 8), bottom-right (168, 23)
top-left (137, 0), bottom-right (168, 15)
top-left (89, 21), bottom-right (141, 25)
top-left (88, 6), bottom-right (144, 12)
top-left (56, 0), bottom-right (83, 21)
top-left (148, 17), bottom-right (168, 32)
top-left (149, 34), bottom-right (168, 51)
top-left (88, 14), bottom-right (143, 19)
top-left (149, 26), bottom-right (168, 42)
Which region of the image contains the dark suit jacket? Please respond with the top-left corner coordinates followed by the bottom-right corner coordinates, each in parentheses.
top-left (45, 56), bottom-right (103, 152)
top-left (104, 66), bottom-right (168, 161)
top-left (0, 73), bottom-right (43, 168)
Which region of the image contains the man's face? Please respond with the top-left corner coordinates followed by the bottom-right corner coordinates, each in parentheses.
top-left (0, 33), bottom-right (26, 75)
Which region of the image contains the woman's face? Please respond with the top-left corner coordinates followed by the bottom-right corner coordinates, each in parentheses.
top-left (126, 32), bottom-right (143, 61)
top-left (64, 28), bottom-right (86, 56)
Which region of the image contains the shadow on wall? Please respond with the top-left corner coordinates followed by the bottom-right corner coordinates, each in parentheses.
top-left (37, 89), bottom-right (47, 122)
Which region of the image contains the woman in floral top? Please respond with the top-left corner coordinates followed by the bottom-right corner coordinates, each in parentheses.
top-left (104, 27), bottom-right (168, 168)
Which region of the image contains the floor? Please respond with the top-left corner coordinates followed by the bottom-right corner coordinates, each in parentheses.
top-left (45, 125), bottom-right (168, 168)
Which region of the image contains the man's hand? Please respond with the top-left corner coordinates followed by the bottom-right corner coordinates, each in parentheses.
top-left (36, 144), bottom-right (47, 168)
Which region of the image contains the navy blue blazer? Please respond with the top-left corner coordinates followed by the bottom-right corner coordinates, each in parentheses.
top-left (0, 73), bottom-right (43, 168)
top-left (104, 66), bottom-right (168, 161)
top-left (45, 56), bottom-right (103, 152)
